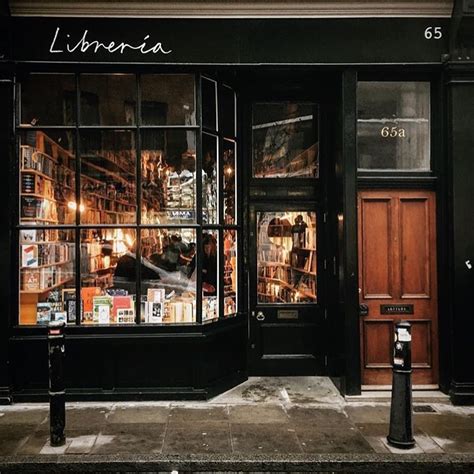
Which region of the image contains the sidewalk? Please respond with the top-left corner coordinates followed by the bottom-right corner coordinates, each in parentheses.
top-left (0, 377), bottom-right (473, 472)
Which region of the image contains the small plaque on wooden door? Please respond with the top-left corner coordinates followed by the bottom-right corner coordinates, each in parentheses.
top-left (380, 304), bottom-right (414, 315)
top-left (278, 310), bottom-right (299, 320)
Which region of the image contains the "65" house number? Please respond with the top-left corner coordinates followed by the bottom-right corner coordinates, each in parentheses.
top-left (380, 126), bottom-right (406, 138)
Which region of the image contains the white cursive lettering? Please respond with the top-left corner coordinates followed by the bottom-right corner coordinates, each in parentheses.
top-left (49, 27), bottom-right (172, 56)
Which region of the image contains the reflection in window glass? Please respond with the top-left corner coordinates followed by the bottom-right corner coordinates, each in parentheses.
top-left (203, 231), bottom-right (218, 321)
top-left (202, 78), bottom-right (217, 131)
top-left (80, 131), bottom-right (137, 225)
top-left (141, 130), bottom-right (197, 224)
top-left (19, 229), bottom-right (76, 325)
top-left (202, 133), bottom-right (218, 224)
top-left (224, 229), bottom-right (237, 316)
top-left (220, 85), bottom-right (236, 138)
top-left (223, 140), bottom-right (236, 225)
top-left (81, 228), bottom-right (137, 324)
top-left (253, 103), bottom-right (318, 178)
top-left (80, 74), bottom-right (136, 125)
top-left (357, 82), bottom-right (430, 170)
top-left (21, 74), bottom-right (76, 126)
top-left (141, 228), bottom-right (196, 324)
top-left (257, 211), bottom-right (316, 304)
top-left (141, 74), bottom-right (196, 125)
top-left (20, 131), bottom-right (76, 226)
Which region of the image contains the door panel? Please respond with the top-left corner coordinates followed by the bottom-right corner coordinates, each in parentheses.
top-left (361, 198), bottom-right (394, 298)
top-left (358, 190), bottom-right (438, 386)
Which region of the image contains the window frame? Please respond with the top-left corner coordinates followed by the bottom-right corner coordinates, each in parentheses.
top-left (14, 71), bottom-right (240, 329)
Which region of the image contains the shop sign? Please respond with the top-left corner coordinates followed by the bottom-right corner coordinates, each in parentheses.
top-left (49, 27), bottom-right (172, 56)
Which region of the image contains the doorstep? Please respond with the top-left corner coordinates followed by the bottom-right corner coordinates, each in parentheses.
top-left (345, 390), bottom-right (451, 403)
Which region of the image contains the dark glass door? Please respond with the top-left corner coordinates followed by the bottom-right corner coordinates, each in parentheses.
top-left (248, 203), bottom-right (326, 375)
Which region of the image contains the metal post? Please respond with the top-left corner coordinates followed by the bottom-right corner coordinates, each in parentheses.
top-left (387, 321), bottom-right (415, 449)
top-left (48, 320), bottom-right (66, 447)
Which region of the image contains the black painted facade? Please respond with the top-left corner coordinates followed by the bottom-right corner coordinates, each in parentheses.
top-left (0, 4), bottom-right (473, 404)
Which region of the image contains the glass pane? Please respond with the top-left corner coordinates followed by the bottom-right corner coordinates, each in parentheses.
top-left (19, 229), bottom-right (75, 325)
top-left (223, 140), bottom-right (236, 225)
top-left (140, 228), bottom-right (196, 324)
top-left (141, 130), bottom-right (196, 224)
top-left (202, 77), bottom-right (217, 131)
top-left (357, 82), bottom-right (430, 171)
top-left (224, 229), bottom-right (237, 317)
top-left (253, 103), bottom-right (319, 178)
top-left (202, 133), bottom-right (218, 224)
top-left (80, 74), bottom-right (136, 125)
top-left (81, 228), bottom-right (137, 325)
top-left (257, 211), bottom-right (317, 304)
top-left (220, 85), bottom-right (236, 138)
top-left (141, 74), bottom-right (196, 125)
top-left (202, 231), bottom-right (218, 322)
top-left (80, 130), bottom-right (137, 225)
top-left (21, 74), bottom-right (76, 126)
top-left (20, 131), bottom-right (76, 225)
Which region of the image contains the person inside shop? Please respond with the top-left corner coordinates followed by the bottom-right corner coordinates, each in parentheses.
top-left (202, 233), bottom-right (217, 296)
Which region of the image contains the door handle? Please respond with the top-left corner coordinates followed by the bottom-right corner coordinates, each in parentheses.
top-left (359, 304), bottom-right (369, 316)
top-left (256, 311), bottom-right (265, 321)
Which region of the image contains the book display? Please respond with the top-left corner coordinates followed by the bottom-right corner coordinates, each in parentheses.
top-left (257, 211), bottom-right (317, 303)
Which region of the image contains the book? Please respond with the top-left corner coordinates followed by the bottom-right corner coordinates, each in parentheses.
top-left (37, 302), bottom-right (52, 324)
top-left (92, 295), bottom-right (113, 324)
top-left (81, 287), bottom-right (102, 314)
top-left (22, 245), bottom-right (38, 267)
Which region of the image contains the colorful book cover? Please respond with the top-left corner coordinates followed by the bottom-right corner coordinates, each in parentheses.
top-left (81, 287), bottom-right (102, 314)
top-left (37, 302), bottom-right (52, 324)
top-left (112, 295), bottom-right (134, 320)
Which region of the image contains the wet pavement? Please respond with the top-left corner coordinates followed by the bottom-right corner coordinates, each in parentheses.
top-left (0, 377), bottom-right (473, 471)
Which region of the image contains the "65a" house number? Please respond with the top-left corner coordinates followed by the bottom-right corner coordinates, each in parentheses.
top-left (380, 126), bottom-right (406, 138)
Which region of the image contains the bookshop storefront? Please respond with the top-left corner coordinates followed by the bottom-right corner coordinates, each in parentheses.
top-left (1, 11), bottom-right (474, 404)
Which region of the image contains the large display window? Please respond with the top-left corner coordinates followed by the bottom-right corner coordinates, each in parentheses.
top-left (17, 73), bottom-right (238, 326)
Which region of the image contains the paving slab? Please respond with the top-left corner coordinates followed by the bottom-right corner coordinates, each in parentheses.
top-left (0, 409), bottom-right (47, 425)
top-left (92, 423), bottom-right (167, 455)
top-left (163, 423), bottom-right (231, 454)
top-left (229, 405), bottom-right (289, 424)
top-left (345, 405), bottom-right (391, 424)
top-left (295, 426), bottom-right (373, 454)
top-left (286, 407), bottom-right (349, 428)
top-left (107, 405), bottom-right (170, 424)
top-left (168, 406), bottom-right (228, 425)
top-left (231, 423), bottom-right (302, 454)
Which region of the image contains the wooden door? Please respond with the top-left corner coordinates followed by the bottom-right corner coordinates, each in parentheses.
top-left (358, 190), bottom-right (438, 386)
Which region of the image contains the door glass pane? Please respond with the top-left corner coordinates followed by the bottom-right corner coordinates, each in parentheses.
top-left (257, 211), bottom-right (317, 304)
top-left (253, 103), bottom-right (319, 178)
top-left (357, 82), bottom-right (430, 170)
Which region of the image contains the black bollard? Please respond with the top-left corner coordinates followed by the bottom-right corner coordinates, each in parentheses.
top-left (387, 321), bottom-right (415, 449)
top-left (48, 320), bottom-right (66, 447)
